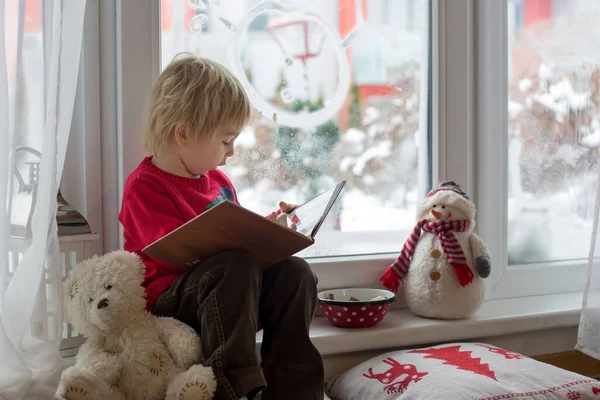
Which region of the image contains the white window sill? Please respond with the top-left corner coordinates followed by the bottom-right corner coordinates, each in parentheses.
top-left (256, 291), bottom-right (583, 356)
top-left (63, 291), bottom-right (582, 371)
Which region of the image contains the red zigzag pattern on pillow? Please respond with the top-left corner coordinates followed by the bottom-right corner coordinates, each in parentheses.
top-left (409, 345), bottom-right (498, 381)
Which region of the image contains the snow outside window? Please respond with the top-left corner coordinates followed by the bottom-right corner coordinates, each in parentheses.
top-left (506, 0), bottom-right (600, 266)
top-left (159, 0), bottom-right (431, 259)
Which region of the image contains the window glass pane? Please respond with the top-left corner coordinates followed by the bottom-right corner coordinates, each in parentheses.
top-left (508, 0), bottom-right (600, 265)
top-left (160, 0), bottom-right (430, 258)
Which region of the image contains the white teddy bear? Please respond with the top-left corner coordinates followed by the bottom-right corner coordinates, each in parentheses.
top-left (56, 250), bottom-right (216, 400)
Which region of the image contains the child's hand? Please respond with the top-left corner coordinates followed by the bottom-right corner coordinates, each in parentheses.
top-left (267, 201), bottom-right (299, 231)
top-left (278, 201), bottom-right (298, 213)
top-left (279, 201), bottom-right (298, 231)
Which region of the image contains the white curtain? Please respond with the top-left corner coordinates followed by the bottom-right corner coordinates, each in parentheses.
top-left (0, 0), bottom-right (87, 399)
top-left (577, 161), bottom-right (600, 360)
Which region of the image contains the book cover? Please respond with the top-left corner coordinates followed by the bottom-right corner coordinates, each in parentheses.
top-left (142, 200), bottom-right (314, 269)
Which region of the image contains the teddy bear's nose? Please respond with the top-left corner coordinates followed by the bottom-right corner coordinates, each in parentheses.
top-left (97, 298), bottom-right (109, 309)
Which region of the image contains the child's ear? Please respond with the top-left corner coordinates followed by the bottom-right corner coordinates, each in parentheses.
top-left (174, 123), bottom-right (188, 148)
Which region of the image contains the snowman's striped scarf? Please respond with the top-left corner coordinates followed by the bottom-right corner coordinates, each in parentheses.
top-left (381, 219), bottom-right (473, 292)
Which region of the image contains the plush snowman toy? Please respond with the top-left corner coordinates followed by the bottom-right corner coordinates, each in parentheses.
top-left (381, 181), bottom-right (491, 319)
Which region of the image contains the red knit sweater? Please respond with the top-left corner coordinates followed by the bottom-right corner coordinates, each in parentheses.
top-left (119, 156), bottom-right (238, 310)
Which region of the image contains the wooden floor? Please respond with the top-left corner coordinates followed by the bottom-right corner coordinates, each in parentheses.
top-left (533, 350), bottom-right (600, 378)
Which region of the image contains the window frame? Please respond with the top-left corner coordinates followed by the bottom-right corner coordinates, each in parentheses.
top-left (106, 0), bottom-right (588, 301)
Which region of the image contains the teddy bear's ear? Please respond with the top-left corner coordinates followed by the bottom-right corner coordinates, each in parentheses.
top-left (109, 250), bottom-right (144, 272)
top-left (63, 272), bottom-right (78, 322)
top-left (103, 250), bottom-right (145, 285)
top-left (64, 272), bottom-right (77, 300)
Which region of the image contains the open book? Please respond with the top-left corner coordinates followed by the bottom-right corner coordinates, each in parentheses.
top-left (142, 181), bottom-right (346, 269)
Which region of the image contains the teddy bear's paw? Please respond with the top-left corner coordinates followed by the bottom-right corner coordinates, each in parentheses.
top-left (167, 365), bottom-right (217, 400)
top-left (63, 385), bottom-right (92, 400)
top-left (149, 352), bottom-right (166, 377)
top-left (57, 368), bottom-right (98, 400)
top-left (57, 367), bottom-right (126, 400)
top-left (178, 380), bottom-right (211, 400)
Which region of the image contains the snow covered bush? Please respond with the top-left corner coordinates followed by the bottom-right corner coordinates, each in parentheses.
top-left (333, 61), bottom-right (421, 208)
top-left (507, 15), bottom-right (600, 264)
top-left (224, 61), bottom-right (423, 215)
top-left (509, 65), bottom-right (600, 196)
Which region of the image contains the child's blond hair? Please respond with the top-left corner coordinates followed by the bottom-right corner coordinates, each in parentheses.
top-left (145, 52), bottom-right (252, 155)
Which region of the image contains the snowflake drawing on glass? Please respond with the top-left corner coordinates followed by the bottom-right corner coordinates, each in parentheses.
top-left (202, 0), bottom-right (370, 129)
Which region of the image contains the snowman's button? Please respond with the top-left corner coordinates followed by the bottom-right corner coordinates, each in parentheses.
top-left (430, 270), bottom-right (441, 281)
top-left (430, 249), bottom-right (442, 258)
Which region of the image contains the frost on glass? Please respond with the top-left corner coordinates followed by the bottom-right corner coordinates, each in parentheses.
top-left (507, 0), bottom-right (600, 265)
top-left (160, 0), bottom-right (428, 257)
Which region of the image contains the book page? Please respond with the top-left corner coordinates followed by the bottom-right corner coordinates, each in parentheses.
top-left (285, 181), bottom-right (345, 238)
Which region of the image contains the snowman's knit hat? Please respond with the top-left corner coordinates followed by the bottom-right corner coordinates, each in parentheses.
top-left (428, 181), bottom-right (470, 199)
top-left (417, 181), bottom-right (476, 224)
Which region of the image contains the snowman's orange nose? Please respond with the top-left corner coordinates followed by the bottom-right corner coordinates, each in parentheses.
top-left (431, 209), bottom-right (442, 219)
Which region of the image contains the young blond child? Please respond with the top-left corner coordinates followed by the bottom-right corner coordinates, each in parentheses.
top-left (119, 53), bottom-right (324, 400)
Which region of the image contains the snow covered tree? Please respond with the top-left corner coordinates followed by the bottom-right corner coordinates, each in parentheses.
top-left (274, 67), bottom-right (286, 99)
top-left (316, 87), bottom-right (325, 109)
top-left (347, 82), bottom-right (362, 129)
top-left (277, 99), bottom-right (340, 199)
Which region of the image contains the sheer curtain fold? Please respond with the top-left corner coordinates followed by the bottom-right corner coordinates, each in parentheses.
top-left (0, 0), bottom-right (87, 399)
top-left (577, 156), bottom-right (600, 360)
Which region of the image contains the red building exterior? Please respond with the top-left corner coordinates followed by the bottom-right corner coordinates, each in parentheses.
top-left (524, 0), bottom-right (552, 26)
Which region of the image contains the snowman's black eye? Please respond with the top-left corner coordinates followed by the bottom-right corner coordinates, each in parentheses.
top-left (441, 205), bottom-right (446, 209)
top-left (433, 205), bottom-right (437, 208)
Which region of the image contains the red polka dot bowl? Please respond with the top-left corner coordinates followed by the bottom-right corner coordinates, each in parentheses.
top-left (317, 288), bottom-right (395, 328)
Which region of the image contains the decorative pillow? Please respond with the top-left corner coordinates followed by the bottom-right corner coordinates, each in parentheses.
top-left (325, 342), bottom-right (600, 400)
